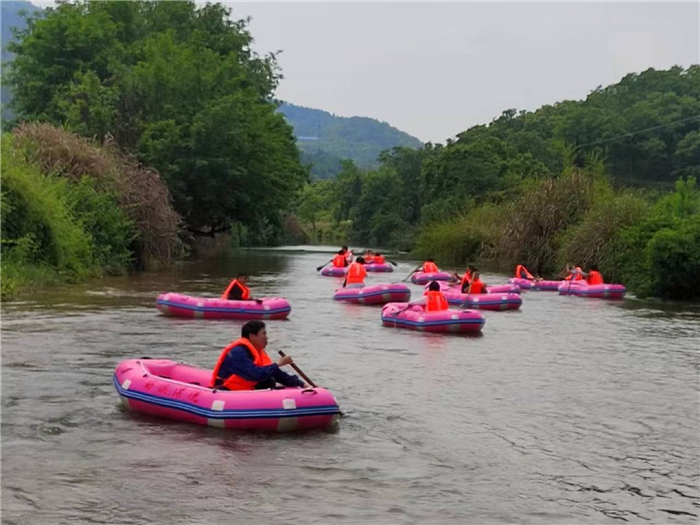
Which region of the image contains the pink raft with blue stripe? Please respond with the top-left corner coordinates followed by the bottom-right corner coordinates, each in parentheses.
top-left (156, 293), bottom-right (291, 320)
top-left (381, 303), bottom-right (485, 333)
top-left (411, 271), bottom-right (454, 285)
top-left (321, 266), bottom-right (347, 277)
top-left (509, 278), bottom-right (561, 291)
top-left (334, 283), bottom-right (410, 305)
top-left (558, 281), bottom-right (626, 299)
top-left (114, 359), bottom-right (340, 432)
top-left (431, 283), bottom-right (522, 311)
top-left (364, 263), bottom-right (394, 273)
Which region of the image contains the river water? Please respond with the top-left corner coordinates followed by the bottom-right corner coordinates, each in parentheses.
top-left (2, 247), bottom-right (699, 524)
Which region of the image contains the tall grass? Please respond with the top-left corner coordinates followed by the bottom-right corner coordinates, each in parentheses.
top-left (414, 203), bottom-right (506, 266)
top-left (491, 167), bottom-right (600, 275)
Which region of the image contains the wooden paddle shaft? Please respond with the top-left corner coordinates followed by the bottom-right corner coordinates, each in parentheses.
top-left (278, 350), bottom-right (316, 387)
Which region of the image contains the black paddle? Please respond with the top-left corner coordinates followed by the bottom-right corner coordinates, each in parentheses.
top-left (278, 350), bottom-right (316, 388)
top-left (401, 265), bottom-right (423, 282)
top-left (316, 259), bottom-right (333, 272)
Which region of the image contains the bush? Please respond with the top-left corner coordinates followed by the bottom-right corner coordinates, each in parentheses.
top-left (1, 135), bottom-right (94, 276)
top-left (492, 167), bottom-right (599, 275)
top-left (558, 191), bottom-right (649, 280)
top-left (604, 177), bottom-right (699, 298)
top-left (646, 216), bottom-right (700, 300)
top-left (65, 177), bottom-right (135, 273)
top-left (1, 133), bottom-right (139, 298)
top-left (13, 123), bottom-right (182, 268)
top-left (414, 203), bottom-right (505, 266)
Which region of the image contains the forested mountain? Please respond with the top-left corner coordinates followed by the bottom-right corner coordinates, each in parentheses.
top-left (1, 1), bottom-right (42, 120)
top-left (278, 102), bottom-right (424, 179)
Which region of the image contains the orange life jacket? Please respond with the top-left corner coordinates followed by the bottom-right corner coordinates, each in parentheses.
top-left (346, 262), bottom-right (367, 284)
top-left (374, 255), bottom-right (385, 264)
top-left (365, 255), bottom-right (376, 264)
top-left (425, 290), bottom-right (449, 312)
top-left (423, 261), bottom-right (439, 273)
top-left (515, 264), bottom-right (535, 279)
top-left (221, 279), bottom-right (250, 300)
top-left (564, 267), bottom-right (584, 281)
top-left (587, 270), bottom-right (604, 285)
top-left (469, 279), bottom-right (486, 294)
top-left (210, 337), bottom-right (273, 391)
top-left (461, 270), bottom-right (473, 288)
top-left (332, 254), bottom-right (347, 268)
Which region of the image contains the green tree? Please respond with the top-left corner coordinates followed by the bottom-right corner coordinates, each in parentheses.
top-left (8, 1), bottom-right (306, 240)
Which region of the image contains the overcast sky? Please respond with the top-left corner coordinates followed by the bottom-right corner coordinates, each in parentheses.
top-left (222, 2), bottom-right (699, 143)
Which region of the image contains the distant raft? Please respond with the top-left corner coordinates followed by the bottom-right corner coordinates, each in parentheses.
top-left (508, 277), bottom-right (537, 290)
top-left (411, 271), bottom-right (454, 285)
top-left (485, 283), bottom-right (521, 294)
top-left (114, 359), bottom-right (340, 432)
top-left (558, 281), bottom-right (626, 299)
top-left (381, 303), bottom-right (485, 333)
top-left (533, 280), bottom-right (562, 291)
top-left (364, 263), bottom-right (394, 273)
top-left (156, 293), bottom-right (291, 320)
top-left (430, 282), bottom-right (522, 311)
top-left (333, 283), bottom-right (411, 305)
top-left (321, 266), bottom-right (348, 277)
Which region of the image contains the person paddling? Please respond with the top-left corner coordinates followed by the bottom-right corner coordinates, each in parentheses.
top-left (577, 265), bottom-right (605, 285)
top-left (211, 321), bottom-right (309, 391)
top-left (331, 250), bottom-right (349, 268)
top-left (222, 273), bottom-right (261, 303)
top-left (465, 271), bottom-right (488, 295)
top-left (343, 256), bottom-right (367, 288)
top-left (454, 265), bottom-right (475, 293)
top-left (405, 280), bottom-right (449, 312)
top-left (515, 264), bottom-right (536, 280)
top-left (422, 259), bottom-right (439, 273)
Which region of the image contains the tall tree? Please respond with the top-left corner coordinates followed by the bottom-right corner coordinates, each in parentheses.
top-left (8, 1), bottom-right (307, 238)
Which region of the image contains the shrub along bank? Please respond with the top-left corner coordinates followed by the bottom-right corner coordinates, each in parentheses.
top-left (1, 126), bottom-right (182, 299)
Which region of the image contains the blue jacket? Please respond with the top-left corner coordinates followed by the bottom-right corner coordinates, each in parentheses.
top-left (216, 344), bottom-right (304, 388)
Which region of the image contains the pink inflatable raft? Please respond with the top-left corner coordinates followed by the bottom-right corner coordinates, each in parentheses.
top-left (429, 282), bottom-right (521, 311)
top-left (509, 278), bottom-right (562, 291)
top-left (558, 281), bottom-right (626, 299)
top-left (381, 303), bottom-right (485, 333)
top-left (411, 271), bottom-right (454, 285)
top-left (321, 266), bottom-right (347, 277)
top-left (334, 283), bottom-right (410, 304)
top-left (364, 263), bottom-right (394, 273)
top-left (156, 293), bottom-right (291, 320)
top-left (114, 359), bottom-right (340, 431)
top-left (508, 277), bottom-right (537, 290)
top-left (534, 280), bottom-right (562, 291)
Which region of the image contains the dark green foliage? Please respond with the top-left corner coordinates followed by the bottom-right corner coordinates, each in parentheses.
top-left (7, 1), bottom-right (306, 239)
top-left (604, 177), bottom-right (700, 299)
top-left (646, 216), bottom-right (700, 300)
top-left (64, 177), bottom-right (135, 272)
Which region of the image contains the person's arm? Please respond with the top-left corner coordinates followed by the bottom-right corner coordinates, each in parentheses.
top-left (227, 346), bottom-right (280, 383)
top-left (271, 367), bottom-right (305, 388)
top-left (408, 297), bottom-right (427, 306)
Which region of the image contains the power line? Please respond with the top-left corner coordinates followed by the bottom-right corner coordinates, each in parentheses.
top-left (576, 114), bottom-right (700, 149)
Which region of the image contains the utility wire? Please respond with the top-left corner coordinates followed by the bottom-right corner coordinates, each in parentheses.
top-left (575, 114), bottom-right (700, 149)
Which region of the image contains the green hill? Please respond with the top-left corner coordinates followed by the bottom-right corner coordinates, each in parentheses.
top-left (278, 102), bottom-right (423, 179)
